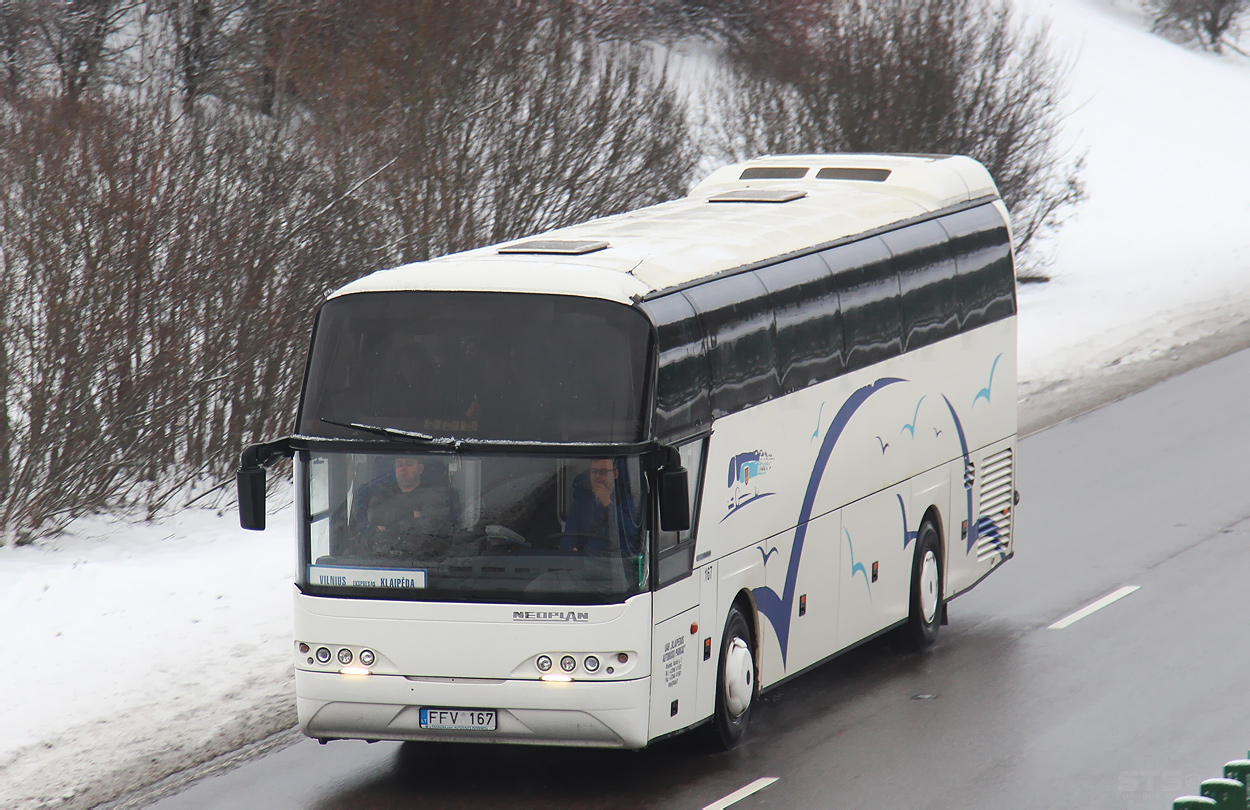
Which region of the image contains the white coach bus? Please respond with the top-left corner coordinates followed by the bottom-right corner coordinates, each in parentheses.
top-left (238, 153), bottom-right (1017, 750)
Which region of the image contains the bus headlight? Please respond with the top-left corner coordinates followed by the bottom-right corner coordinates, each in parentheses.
top-left (584, 656), bottom-right (600, 673)
top-left (337, 648), bottom-right (353, 665)
top-left (316, 647), bottom-right (332, 664)
top-left (359, 649), bottom-right (375, 667)
top-left (560, 655), bottom-right (576, 672)
top-left (536, 655), bottom-right (552, 671)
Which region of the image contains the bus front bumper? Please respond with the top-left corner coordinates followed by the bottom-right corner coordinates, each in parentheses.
top-left (296, 669), bottom-right (652, 749)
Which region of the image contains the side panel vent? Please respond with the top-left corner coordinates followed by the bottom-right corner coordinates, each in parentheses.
top-left (975, 447), bottom-right (1013, 561)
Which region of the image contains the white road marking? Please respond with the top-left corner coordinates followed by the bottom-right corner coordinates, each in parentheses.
top-left (1049, 586), bottom-right (1141, 629)
top-left (703, 777), bottom-right (780, 810)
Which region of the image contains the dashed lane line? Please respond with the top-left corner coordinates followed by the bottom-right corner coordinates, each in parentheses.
top-left (1049, 586), bottom-right (1141, 629)
top-left (702, 777), bottom-right (780, 810)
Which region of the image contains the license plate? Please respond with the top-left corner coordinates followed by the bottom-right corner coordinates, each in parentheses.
top-left (419, 707), bottom-right (497, 731)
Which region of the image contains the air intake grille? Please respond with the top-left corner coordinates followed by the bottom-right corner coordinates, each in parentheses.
top-left (975, 447), bottom-right (1013, 561)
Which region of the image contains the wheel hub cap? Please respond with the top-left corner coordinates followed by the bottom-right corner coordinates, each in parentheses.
top-left (920, 549), bottom-right (939, 623)
top-left (724, 637), bottom-right (753, 717)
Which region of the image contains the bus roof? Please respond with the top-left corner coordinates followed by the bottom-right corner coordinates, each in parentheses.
top-left (331, 154), bottom-right (1001, 305)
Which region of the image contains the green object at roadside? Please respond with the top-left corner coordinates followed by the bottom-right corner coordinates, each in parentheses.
top-left (1173, 797), bottom-right (1217, 809)
top-left (1200, 777), bottom-right (1246, 810)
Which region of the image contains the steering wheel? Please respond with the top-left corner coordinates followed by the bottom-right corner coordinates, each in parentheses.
top-left (483, 524), bottom-right (530, 553)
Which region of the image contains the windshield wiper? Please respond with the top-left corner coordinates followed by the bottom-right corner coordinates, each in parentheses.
top-left (319, 418), bottom-right (436, 443)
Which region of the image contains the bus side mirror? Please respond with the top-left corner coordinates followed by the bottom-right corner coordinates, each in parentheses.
top-left (238, 466), bottom-right (267, 531)
top-left (658, 465), bottom-right (690, 532)
top-left (237, 438), bottom-right (293, 531)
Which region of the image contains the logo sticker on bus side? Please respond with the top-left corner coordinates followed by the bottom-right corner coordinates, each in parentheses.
top-left (723, 449), bottom-right (775, 522)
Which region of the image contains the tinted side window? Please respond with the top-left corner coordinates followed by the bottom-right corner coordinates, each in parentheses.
top-left (641, 294), bottom-right (712, 440)
top-left (882, 221), bottom-right (959, 352)
top-left (683, 273), bottom-right (779, 418)
top-left (755, 253), bottom-right (845, 393)
top-left (823, 237), bottom-right (902, 373)
top-left (939, 205), bottom-right (1016, 331)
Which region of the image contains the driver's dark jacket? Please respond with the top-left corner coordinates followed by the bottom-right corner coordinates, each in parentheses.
top-left (351, 473), bottom-right (453, 558)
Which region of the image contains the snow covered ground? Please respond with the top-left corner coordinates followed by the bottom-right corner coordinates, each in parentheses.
top-left (3, 1), bottom-right (1250, 807)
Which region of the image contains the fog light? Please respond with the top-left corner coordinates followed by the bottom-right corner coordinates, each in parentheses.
top-left (584, 656), bottom-right (600, 673)
top-left (359, 649), bottom-right (375, 667)
top-left (560, 655), bottom-right (576, 672)
top-left (337, 648), bottom-right (353, 665)
top-left (315, 647), bottom-right (332, 664)
top-left (536, 655), bottom-right (552, 672)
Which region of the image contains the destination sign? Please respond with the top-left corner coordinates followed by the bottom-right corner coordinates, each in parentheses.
top-left (308, 565), bottom-right (427, 589)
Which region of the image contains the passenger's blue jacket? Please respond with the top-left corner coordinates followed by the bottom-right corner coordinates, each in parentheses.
top-left (561, 467), bottom-right (642, 556)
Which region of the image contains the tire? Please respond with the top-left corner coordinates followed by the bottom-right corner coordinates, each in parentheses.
top-left (902, 518), bottom-right (944, 651)
top-left (709, 603), bottom-right (757, 750)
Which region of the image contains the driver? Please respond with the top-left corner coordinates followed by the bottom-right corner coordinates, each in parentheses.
top-left (560, 458), bottom-right (641, 555)
top-left (364, 456), bottom-right (453, 558)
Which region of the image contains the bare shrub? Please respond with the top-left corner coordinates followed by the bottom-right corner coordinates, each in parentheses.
top-left (709, 0), bottom-right (1085, 262)
top-left (1144, 0), bottom-right (1249, 51)
top-left (0, 0), bottom-right (697, 542)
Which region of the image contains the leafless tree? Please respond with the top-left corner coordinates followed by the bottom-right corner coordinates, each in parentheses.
top-left (0, 0), bottom-right (696, 543)
top-left (1143, 0), bottom-right (1249, 51)
top-left (709, 0), bottom-right (1085, 263)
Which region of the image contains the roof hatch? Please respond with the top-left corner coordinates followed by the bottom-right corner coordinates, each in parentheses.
top-left (739, 166), bottom-right (808, 180)
top-left (498, 239), bottom-right (609, 255)
top-left (708, 189), bottom-right (807, 203)
top-left (816, 167), bottom-right (892, 182)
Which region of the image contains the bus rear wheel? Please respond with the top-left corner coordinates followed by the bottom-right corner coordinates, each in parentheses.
top-left (709, 603), bottom-right (756, 750)
top-left (901, 518), bottom-right (943, 651)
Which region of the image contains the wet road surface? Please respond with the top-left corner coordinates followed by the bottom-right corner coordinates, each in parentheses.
top-left (145, 347), bottom-right (1250, 809)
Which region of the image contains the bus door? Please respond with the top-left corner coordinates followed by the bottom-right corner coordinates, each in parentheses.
top-left (648, 438), bottom-right (707, 739)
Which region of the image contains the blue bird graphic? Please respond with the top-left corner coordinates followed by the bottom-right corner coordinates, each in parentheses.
top-left (896, 493), bottom-right (918, 548)
top-left (846, 528), bottom-right (872, 601)
top-left (972, 353), bottom-right (1003, 408)
top-left (810, 403), bottom-right (824, 445)
top-left (900, 396), bottom-right (926, 438)
top-left (875, 436), bottom-right (889, 454)
top-left (758, 546), bottom-right (779, 566)
top-left (933, 427), bottom-right (943, 437)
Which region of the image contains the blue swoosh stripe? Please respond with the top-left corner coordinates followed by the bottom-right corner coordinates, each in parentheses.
top-left (752, 377), bottom-right (904, 666)
top-left (942, 394), bottom-right (977, 554)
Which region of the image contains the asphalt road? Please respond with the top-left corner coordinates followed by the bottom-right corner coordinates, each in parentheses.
top-left (142, 346), bottom-right (1250, 810)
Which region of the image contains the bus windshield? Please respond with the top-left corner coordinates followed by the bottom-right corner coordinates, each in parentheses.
top-left (298, 291), bottom-right (652, 443)
top-left (301, 450), bottom-right (649, 602)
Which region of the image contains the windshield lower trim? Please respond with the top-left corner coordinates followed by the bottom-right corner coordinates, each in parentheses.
top-left (295, 582), bottom-right (641, 606)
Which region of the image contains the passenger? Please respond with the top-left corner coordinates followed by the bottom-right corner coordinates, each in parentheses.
top-left (364, 457), bottom-right (453, 558)
top-left (561, 458), bottom-right (641, 556)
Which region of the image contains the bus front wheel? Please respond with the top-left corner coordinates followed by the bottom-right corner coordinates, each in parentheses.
top-left (709, 603), bottom-right (756, 750)
top-left (902, 517), bottom-right (944, 651)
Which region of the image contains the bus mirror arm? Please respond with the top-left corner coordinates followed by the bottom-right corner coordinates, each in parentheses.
top-left (657, 464), bottom-right (691, 532)
top-left (237, 438), bottom-right (294, 532)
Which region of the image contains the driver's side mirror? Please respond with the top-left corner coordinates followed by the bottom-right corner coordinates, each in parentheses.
top-left (237, 438), bottom-right (293, 531)
top-left (657, 465), bottom-right (690, 532)
top-left (238, 466), bottom-right (267, 530)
